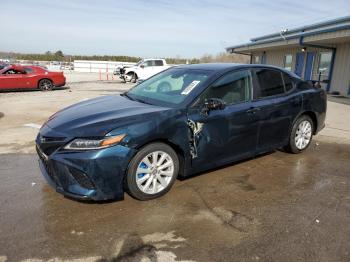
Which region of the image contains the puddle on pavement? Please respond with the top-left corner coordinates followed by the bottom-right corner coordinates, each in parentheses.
top-left (0, 140), bottom-right (349, 261)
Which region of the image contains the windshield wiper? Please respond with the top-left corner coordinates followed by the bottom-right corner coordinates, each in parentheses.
top-left (120, 92), bottom-right (134, 101)
top-left (121, 92), bottom-right (152, 105)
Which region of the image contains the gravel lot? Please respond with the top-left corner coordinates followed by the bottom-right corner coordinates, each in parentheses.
top-left (0, 72), bottom-right (349, 261)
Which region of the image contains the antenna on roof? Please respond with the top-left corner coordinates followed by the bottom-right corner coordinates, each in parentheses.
top-left (280, 29), bottom-right (288, 40)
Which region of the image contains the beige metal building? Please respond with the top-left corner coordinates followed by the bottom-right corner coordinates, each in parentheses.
top-left (226, 16), bottom-right (350, 96)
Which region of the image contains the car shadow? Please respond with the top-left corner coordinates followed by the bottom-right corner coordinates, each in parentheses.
top-left (177, 150), bottom-right (277, 181)
top-left (0, 86), bottom-right (70, 93)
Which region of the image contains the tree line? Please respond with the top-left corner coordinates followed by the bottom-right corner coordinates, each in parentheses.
top-left (0, 51), bottom-right (249, 64)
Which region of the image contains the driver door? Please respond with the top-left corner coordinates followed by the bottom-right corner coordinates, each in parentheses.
top-left (0, 69), bottom-right (27, 89)
top-left (187, 69), bottom-right (259, 172)
top-left (139, 60), bottom-right (155, 80)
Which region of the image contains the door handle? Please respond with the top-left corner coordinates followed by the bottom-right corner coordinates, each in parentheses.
top-left (246, 107), bottom-right (261, 114)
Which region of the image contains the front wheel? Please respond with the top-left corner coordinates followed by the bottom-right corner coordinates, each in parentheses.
top-left (126, 143), bottom-right (179, 200)
top-left (285, 115), bottom-right (314, 154)
top-left (130, 72), bottom-right (138, 83)
top-left (38, 79), bottom-right (53, 91)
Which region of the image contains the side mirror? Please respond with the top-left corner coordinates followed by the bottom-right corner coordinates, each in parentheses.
top-left (202, 98), bottom-right (226, 115)
top-left (140, 65), bottom-right (145, 69)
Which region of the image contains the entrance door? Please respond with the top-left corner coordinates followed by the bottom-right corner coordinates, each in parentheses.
top-left (304, 52), bottom-right (315, 80)
top-left (295, 52), bottom-right (305, 77)
top-left (261, 53), bottom-right (266, 64)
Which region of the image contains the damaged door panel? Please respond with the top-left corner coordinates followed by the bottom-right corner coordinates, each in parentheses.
top-left (187, 119), bottom-right (204, 158)
top-left (187, 102), bottom-right (259, 173)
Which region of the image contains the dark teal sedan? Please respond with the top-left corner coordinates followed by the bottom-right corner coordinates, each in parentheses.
top-left (36, 63), bottom-right (326, 201)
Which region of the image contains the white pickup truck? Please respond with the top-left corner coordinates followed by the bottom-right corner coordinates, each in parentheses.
top-left (119, 58), bottom-right (172, 83)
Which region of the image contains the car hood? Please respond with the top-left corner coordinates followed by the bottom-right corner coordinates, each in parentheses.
top-left (43, 95), bottom-right (170, 137)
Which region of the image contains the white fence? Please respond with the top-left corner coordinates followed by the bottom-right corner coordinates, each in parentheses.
top-left (73, 60), bottom-right (136, 73)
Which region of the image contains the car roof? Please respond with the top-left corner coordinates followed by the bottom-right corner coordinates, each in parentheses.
top-left (0, 64), bottom-right (47, 74)
top-left (174, 63), bottom-right (300, 78)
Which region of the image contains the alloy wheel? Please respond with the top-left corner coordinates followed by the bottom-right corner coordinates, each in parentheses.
top-left (135, 151), bottom-right (174, 194)
top-left (39, 79), bottom-right (53, 91)
top-left (295, 120), bottom-right (312, 150)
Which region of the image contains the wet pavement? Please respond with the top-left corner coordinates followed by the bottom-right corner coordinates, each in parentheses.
top-left (0, 139), bottom-right (349, 262)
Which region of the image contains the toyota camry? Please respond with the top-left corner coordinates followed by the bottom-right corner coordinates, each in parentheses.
top-left (36, 63), bottom-right (326, 201)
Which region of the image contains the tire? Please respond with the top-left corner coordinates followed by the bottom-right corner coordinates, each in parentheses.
top-left (130, 72), bottom-right (138, 83)
top-left (126, 142), bottom-right (179, 200)
top-left (285, 115), bottom-right (314, 154)
top-left (38, 79), bottom-right (53, 91)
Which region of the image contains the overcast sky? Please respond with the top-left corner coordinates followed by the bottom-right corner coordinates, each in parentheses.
top-left (2, 0), bottom-right (350, 58)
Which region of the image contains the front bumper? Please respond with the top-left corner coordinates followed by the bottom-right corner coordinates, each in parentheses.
top-left (36, 144), bottom-right (137, 201)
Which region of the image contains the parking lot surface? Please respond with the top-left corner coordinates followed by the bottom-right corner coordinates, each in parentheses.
top-left (0, 74), bottom-right (349, 261)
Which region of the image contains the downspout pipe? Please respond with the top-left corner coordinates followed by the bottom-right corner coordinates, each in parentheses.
top-left (299, 36), bottom-right (336, 92)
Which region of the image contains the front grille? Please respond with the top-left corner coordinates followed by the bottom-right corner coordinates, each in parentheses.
top-left (68, 167), bottom-right (95, 190)
top-left (38, 136), bottom-right (66, 156)
top-left (41, 136), bottom-right (66, 142)
top-left (36, 145), bottom-right (58, 184)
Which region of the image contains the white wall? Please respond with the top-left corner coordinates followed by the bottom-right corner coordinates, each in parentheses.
top-left (73, 60), bottom-right (136, 73)
top-left (331, 43), bottom-right (350, 96)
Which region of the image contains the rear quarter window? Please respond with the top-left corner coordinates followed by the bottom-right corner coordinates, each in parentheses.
top-left (24, 67), bottom-right (34, 73)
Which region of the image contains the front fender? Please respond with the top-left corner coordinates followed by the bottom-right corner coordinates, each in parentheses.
top-left (124, 67), bottom-right (139, 75)
top-left (107, 109), bottom-right (192, 175)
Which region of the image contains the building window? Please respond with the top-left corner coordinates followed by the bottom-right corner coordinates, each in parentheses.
top-left (284, 54), bottom-right (293, 71)
top-left (318, 52), bottom-right (332, 77)
top-left (254, 56), bottom-right (260, 64)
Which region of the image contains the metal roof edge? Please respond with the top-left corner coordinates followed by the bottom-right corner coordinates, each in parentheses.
top-left (251, 15), bottom-right (350, 42)
top-left (226, 23), bottom-right (350, 52)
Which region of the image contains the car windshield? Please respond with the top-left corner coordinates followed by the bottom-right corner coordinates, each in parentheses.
top-left (126, 68), bottom-right (211, 106)
top-left (134, 60), bottom-right (144, 67)
top-left (0, 66), bottom-right (10, 74)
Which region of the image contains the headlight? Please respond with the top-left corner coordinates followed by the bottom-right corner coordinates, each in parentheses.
top-left (64, 134), bottom-right (126, 150)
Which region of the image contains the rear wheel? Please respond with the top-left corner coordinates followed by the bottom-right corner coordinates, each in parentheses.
top-left (285, 115), bottom-right (314, 153)
top-left (38, 79), bottom-right (53, 91)
top-left (126, 143), bottom-right (179, 200)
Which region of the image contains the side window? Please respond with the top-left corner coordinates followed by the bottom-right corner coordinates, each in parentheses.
top-left (24, 68), bottom-right (33, 74)
top-left (198, 70), bottom-right (252, 106)
top-left (282, 73), bottom-right (295, 92)
top-left (143, 61), bottom-right (154, 67)
top-left (154, 60), bottom-right (164, 66)
top-left (5, 69), bottom-right (24, 74)
top-left (256, 69), bottom-right (284, 97)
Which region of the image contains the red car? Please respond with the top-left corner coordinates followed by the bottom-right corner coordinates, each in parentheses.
top-left (0, 65), bottom-right (66, 91)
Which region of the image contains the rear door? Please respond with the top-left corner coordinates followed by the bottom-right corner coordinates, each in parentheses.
top-left (252, 68), bottom-right (302, 152)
